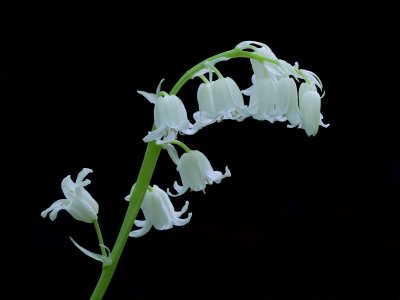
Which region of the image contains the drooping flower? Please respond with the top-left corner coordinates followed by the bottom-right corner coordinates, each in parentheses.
top-left (167, 149), bottom-right (231, 196)
top-left (246, 77), bottom-right (279, 122)
top-left (193, 76), bottom-right (248, 130)
top-left (278, 77), bottom-right (302, 127)
top-left (297, 82), bottom-right (329, 136)
top-left (41, 168), bottom-right (99, 223)
top-left (239, 42), bottom-right (290, 123)
top-left (138, 80), bottom-right (196, 144)
top-left (125, 185), bottom-right (192, 238)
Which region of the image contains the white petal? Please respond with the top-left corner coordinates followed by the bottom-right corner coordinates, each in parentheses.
top-left (41, 199), bottom-right (68, 221)
top-left (76, 168), bottom-right (93, 186)
top-left (319, 113), bottom-right (330, 128)
top-left (143, 126), bottom-right (166, 143)
top-left (300, 91), bottom-right (321, 136)
top-left (61, 175), bottom-right (75, 200)
top-left (68, 196), bottom-right (98, 223)
top-left (134, 219), bottom-right (146, 227)
top-left (206, 166), bottom-right (231, 184)
top-left (167, 181), bottom-right (188, 197)
top-left (156, 128), bottom-right (177, 145)
top-left (172, 212), bottom-right (192, 226)
top-left (129, 220), bottom-right (152, 238)
top-left (175, 200), bottom-right (189, 217)
top-left (141, 188), bottom-right (173, 230)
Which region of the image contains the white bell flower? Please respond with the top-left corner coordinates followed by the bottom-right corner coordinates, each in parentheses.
top-left (168, 149), bottom-right (231, 196)
top-left (297, 83), bottom-right (329, 136)
top-left (125, 185), bottom-right (192, 238)
top-left (193, 76), bottom-right (248, 130)
top-left (138, 80), bottom-right (196, 144)
top-left (240, 42), bottom-right (290, 123)
top-left (278, 77), bottom-right (302, 127)
top-left (41, 168), bottom-right (99, 223)
top-left (246, 77), bottom-right (279, 122)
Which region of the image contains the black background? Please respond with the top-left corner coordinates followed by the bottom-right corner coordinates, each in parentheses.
top-left (2, 0), bottom-right (399, 299)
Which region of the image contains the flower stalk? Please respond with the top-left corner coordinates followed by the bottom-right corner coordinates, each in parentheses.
top-left (90, 140), bottom-right (162, 299)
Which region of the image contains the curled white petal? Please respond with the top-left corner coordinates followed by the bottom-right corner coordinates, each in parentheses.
top-left (41, 168), bottom-right (99, 223)
top-left (144, 94), bottom-right (195, 144)
top-left (127, 185), bottom-right (192, 237)
top-left (171, 150), bottom-right (231, 195)
top-left (41, 199), bottom-right (67, 221)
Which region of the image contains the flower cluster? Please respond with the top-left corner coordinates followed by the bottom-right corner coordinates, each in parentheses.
top-left (139, 41), bottom-right (329, 141)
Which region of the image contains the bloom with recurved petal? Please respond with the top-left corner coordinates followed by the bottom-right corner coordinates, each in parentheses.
top-left (193, 76), bottom-right (248, 130)
top-left (298, 82), bottom-right (329, 136)
top-left (125, 185), bottom-right (192, 238)
top-left (41, 168), bottom-right (99, 223)
top-left (167, 149), bottom-right (231, 196)
top-left (138, 80), bottom-right (195, 144)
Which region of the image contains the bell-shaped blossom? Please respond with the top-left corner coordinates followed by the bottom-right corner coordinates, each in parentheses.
top-left (278, 77), bottom-right (302, 127)
top-left (193, 77), bottom-right (248, 130)
top-left (138, 80), bottom-right (196, 144)
top-left (125, 185), bottom-right (192, 238)
top-left (41, 168), bottom-right (99, 223)
top-left (168, 149), bottom-right (231, 196)
top-left (246, 77), bottom-right (279, 122)
top-left (298, 83), bottom-right (329, 136)
top-left (240, 42), bottom-right (289, 123)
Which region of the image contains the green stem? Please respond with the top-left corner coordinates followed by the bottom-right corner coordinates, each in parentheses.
top-left (198, 74), bottom-right (209, 84)
top-left (90, 140), bottom-right (162, 300)
top-left (169, 48), bottom-right (278, 95)
top-left (93, 220), bottom-right (106, 257)
top-left (169, 140), bottom-right (191, 153)
top-left (208, 64), bottom-right (224, 79)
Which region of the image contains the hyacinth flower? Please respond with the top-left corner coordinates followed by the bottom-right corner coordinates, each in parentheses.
top-left (125, 184), bottom-right (192, 237)
top-left (41, 168), bottom-right (110, 265)
top-left (41, 168), bottom-right (99, 223)
top-left (297, 82), bottom-right (329, 136)
top-left (192, 64), bottom-right (248, 131)
top-left (275, 77), bottom-right (302, 127)
top-left (164, 143), bottom-right (231, 196)
top-left (238, 41), bottom-right (293, 123)
top-left (138, 79), bottom-right (197, 144)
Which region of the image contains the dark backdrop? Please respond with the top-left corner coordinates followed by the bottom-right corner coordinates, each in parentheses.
top-left (2, 1), bottom-right (399, 299)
